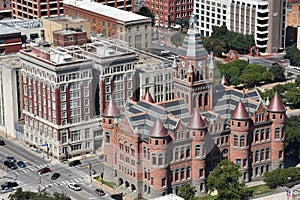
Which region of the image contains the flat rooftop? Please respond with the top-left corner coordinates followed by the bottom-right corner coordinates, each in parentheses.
top-left (63, 0), bottom-right (149, 22)
top-left (0, 19), bottom-right (42, 30)
top-left (44, 16), bottom-right (88, 24)
top-left (0, 24), bottom-right (20, 35)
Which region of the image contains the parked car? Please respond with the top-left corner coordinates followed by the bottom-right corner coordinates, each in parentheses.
top-left (111, 193), bottom-right (123, 200)
top-left (6, 157), bottom-right (16, 163)
top-left (160, 42), bottom-right (166, 47)
top-left (1, 182), bottom-right (18, 189)
top-left (68, 160), bottom-right (81, 167)
top-left (0, 140), bottom-right (5, 146)
top-left (38, 167), bottom-right (51, 174)
top-left (4, 161), bottom-right (17, 170)
top-left (17, 161), bottom-right (26, 168)
top-left (68, 183), bottom-right (81, 191)
top-left (95, 188), bottom-right (105, 196)
top-left (51, 173), bottom-right (60, 180)
top-left (1, 187), bottom-right (13, 194)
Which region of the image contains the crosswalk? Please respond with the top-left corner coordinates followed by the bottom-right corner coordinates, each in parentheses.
top-left (8, 163), bottom-right (54, 176)
top-left (40, 177), bottom-right (87, 190)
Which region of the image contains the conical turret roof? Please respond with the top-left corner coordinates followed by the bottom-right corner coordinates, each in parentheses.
top-left (221, 75), bottom-right (229, 86)
top-left (209, 54), bottom-right (215, 69)
top-left (187, 110), bottom-right (206, 129)
top-left (149, 119), bottom-right (168, 138)
top-left (102, 98), bottom-right (120, 118)
top-left (267, 93), bottom-right (285, 112)
top-left (143, 91), bottom-right (155, 103)
top-left (231, 101), bottom-right (249, 120)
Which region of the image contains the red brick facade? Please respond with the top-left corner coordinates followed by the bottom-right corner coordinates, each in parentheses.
top-left (53, 30), bottom-right (88, 46)
top-left (0, 33), bottom-right (22, 55)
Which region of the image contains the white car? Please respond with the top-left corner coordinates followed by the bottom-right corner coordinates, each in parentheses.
top-left (68, 183), bottom-right (81, 191)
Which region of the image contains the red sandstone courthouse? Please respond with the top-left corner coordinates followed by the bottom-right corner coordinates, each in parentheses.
top-left (101, 16), bottom-right (285, 199)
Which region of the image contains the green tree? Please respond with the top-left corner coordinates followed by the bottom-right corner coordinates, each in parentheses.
top-left (9, 188), bottom-right (71, 200)
top-left (286, 45), bottom-right (300, 66)
top-left (264, 167), bottom-right (300, 189)
top-left (136, 6), bottom-right (154, 25)
top-left (207, 160), bottom-right (253, 200)
top-left (177, 182), bottom-right (196, 200)
top-left (269, 65), bottom-right (285, 81)
top-left (202, 37), bottom-right (226, 57)
top-left (284, 116), bottom-right (300, 158)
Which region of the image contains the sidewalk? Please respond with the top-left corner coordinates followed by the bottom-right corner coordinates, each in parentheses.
top-left (246, 180), bottom-right (265, 187)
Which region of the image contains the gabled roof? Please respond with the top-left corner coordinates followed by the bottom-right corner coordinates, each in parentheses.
top-left (102, 98), bottom-right (120, 118)
top-left (187, 110), bottom-right (206, 129)
top-left (231, 101), bottom-right (249, 120)
top-left (143, 91), bottom-right (155, 103)
top-left (149, 119), bottom-right (168, 138)
top-left (267, 93), bottom-right (285, 112)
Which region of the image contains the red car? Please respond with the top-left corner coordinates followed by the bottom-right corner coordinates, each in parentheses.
top-left (38, 167), bottom-right (51, 174)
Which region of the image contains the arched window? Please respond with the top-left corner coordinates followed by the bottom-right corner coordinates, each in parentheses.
top-left (260, 149), bottom-right (264, 161)
top-left (195, 145), bottom-right (201, 157)
top-left (234, 135), bottom-right (238, 147)
top-left (198, 94), bottom-right (202, 107)
top-left (180, 168), bottom-right (185, 180)
top-left (260, 129), bottom-right (264, 141)
top-left (266, 148), bottom-right (270, 160)
top-left (275, 128), bottom-right (280, 139)
top-left (255, 151), bottom-right (259, 162)
top-left (266, 128), bottom-right (270, 140)
top-left (175, 148), bottom-right (179, 160)
top-left (105, 132), bottom-right (110, 143)
top-left (204, 93), bottom-right (208, 106)
top-left (152, 154), bottom-right (156, 165)
top-left (186, 167), bottom-right (191, 179)
top-left (158, 154), bottom-right (163, 166)
top-left (186, 146), bottom-right (191, 158)
top-left (255, 131), bottom-right (259, 142)
top-left (240, 135), bottom-right (245, 147)
top-left (180, 147), bottom-right (185, 159)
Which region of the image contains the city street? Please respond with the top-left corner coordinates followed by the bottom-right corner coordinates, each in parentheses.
top-left (0, 137), bottom-right (110, 200)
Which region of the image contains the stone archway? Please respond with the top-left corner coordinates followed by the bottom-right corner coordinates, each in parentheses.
top-left (125, 181), bottom-right (130, 188)
top-left (119, 178), bottom-right (124, 186)
top-left (131, 184), bottom-right (136, 191)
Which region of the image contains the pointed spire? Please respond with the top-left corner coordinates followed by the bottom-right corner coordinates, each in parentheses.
top-left (221, 75), bottom-right (229, 86)
top-left (143, 91), bottom-right (155, 103)
top-left (187, 110), bottom-right (206, 129)
top-left (267, 93), bottom-right (285, 112)
top-left (149, 119), bottom-right (168, 138)
top-left (102, 98), bottom-right (120, 118)
top-left (172, 57), bottom-right (177, 68)
top-left (265, 97), bottom-right (270, 106)
top-left (231, 101), bottom-right (249, 120)
top-left (187, 61), bottom-right (193, 73)
top-left (209, 54), bottom-right (215, 69)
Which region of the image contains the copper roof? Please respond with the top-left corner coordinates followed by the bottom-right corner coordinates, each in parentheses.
top-left (149, 119), bottom-right (168, 138)
top-left (231, 101), bottom-right (249, 119)
top-left (267, 93), bottom-right (285, 112)
top-left (143, 91), bottom-right (155, 103)
top-left (187, 110), bottom-right (206, 129)
top-left (102, 98), bottom-right (120, 117)
top-left (221, 75), bottom-right (229, 86)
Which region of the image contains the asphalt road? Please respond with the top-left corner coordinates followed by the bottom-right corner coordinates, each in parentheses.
top-left (0, 137), bottom-right (111, 200)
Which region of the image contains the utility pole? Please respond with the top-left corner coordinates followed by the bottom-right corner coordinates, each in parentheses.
top-left (89, 163), bottom-right (92, 182)
top-left (47, 144), bottom-right (49, 159)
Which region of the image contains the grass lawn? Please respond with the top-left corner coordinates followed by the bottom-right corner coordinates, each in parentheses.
top-left (249, 184), bottom-right (275, 196)
top-left (94, 176), bottom-right (116, 188)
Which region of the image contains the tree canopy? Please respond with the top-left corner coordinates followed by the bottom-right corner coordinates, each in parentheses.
top-left (207, 160), bottom-right (253, 200)
top-left (136, 6), bottom-right (154, 25)
top-left (284, 115), bottom-right (300, 159)
top-left (264, 167), bottom-right (300, 189)
top-left (286, 45), bottom-right (300, 66)
top-left (9, 188), bottom-right (71, 200)
top-left (177, 182), bottom-right (196, 200)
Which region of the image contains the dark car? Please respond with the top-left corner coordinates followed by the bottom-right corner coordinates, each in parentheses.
top-left (0, 140), bottom-right (5, 146)
top-left (95, 188), bottom-right (105, 196)
top-left (38, 167), bottom-right (51, 174)
top-left (4, 161), bottom-right (17, 170)
top-left (1, 182), bottom-right (18, 189)
top-left (6, 157), bottom-right (16, 163)
top-left (17, 161), bottom-right (26, 168)
top-left (51, 173), bottom-right (60, 180)
top-left (68, 160), bottom-right (81, 167)
top-left (111, 193), bottom-right (123, 200)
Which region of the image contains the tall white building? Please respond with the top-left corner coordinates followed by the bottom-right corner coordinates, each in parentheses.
top-left (194, 0), bottom-right (286, 53)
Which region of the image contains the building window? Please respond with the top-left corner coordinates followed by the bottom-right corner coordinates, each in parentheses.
top-left (186, 167), bottom-right (190, 178)
top-left (175, 169), bottom-right (179, 181)
top-left (236, 159), bottom-right (241, 167)
top-left (180, 168), bottom-right (185, 180)
top-left (161, 178), bottom-right (166, 187)
top-left (143, 147), bottom-right (146, 158)
top-left (255, 131), bottom-right (259, 142)
top-left (234, 135), bottom-right (238, 147)
top-left (243, 159), bottom-right (247, 167)
top-left (275, 128), bottom-right (280, 139)
top-left (199, 169), bottom-right (204, 177)
top-left (266, 128), bottom-right (270, 140)
top-left (240, 135), bottom-right (245, 147)
top-left (175, 148), bottom-right (179, 160)
top-left (255, 151), bottom-right (259, 162)
top-left (260, 129), bottom-right (264, 141)
top-left (279, 150), bottom-right (283, 159)
top-left (186, 146), bottom-right (190, 158)
top-left (195, 145), bottom-right (201, 157)
top-left (266, 148), bottom-right (270, 160)
top-left (105, 132), bottom-right (110, 143)
top-left (158, 154), bottom-right (163, 166)
top-left (180, 147), bottom-right (184, 159)
top-left (260, 149), bottom-right (264, 161)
